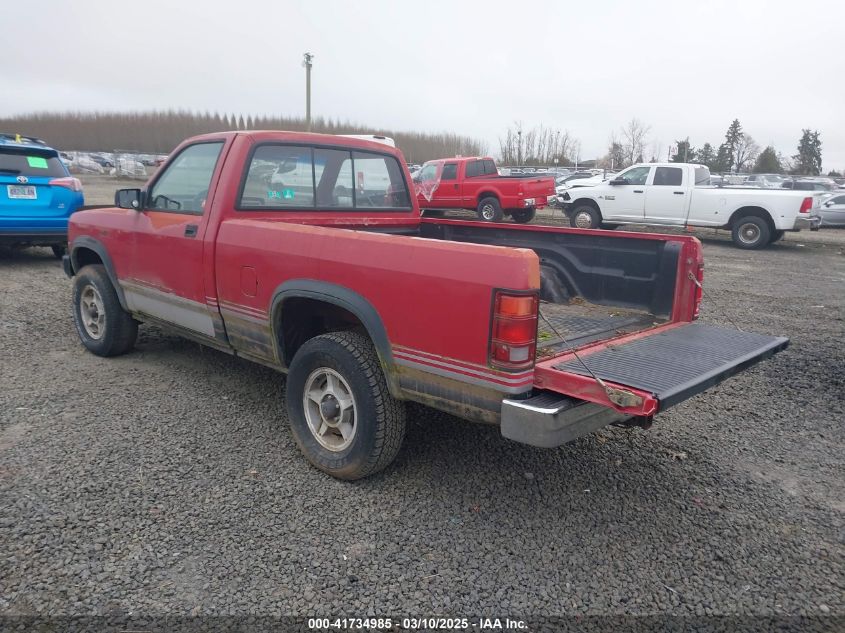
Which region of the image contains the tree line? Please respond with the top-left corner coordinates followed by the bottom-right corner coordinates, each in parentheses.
top-left (668, 119), bottom-right (827, 176)
top-left (499, 118), bottom-right (832, 176)
top-left (0, 110), bottom-right (487, 164)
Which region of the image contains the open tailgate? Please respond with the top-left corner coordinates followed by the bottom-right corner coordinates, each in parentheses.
top-left (534, 323), bottom-right (789, 416)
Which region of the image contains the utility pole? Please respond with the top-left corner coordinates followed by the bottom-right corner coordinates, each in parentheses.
top-left (517, 129), bottom-right (522, 166)
top-left (302, 52), bottom-right (314, 132)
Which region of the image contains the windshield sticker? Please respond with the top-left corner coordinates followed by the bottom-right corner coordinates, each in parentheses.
top-left (268, 189), bottom-right (296, 200)
top-left (27, 156), bottom-right (49, 169)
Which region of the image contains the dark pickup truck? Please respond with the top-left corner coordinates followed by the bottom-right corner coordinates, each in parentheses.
top-left (64, 131), bottom-right (787, 479)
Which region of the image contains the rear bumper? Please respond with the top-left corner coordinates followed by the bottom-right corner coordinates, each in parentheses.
top-left (501, 392), bottom-right (630, 448)
top-left (793, 215), bottom-right (821, 231)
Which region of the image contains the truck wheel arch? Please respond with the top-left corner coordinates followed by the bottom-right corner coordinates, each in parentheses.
top-left (570, 197), bottom-right (601, 214)
top-left (69, 237), bottom-right (129, 311)
top-left (270, 280), bottom-right (401, 397)
top-left (727, 206), bottom-right (775, 232)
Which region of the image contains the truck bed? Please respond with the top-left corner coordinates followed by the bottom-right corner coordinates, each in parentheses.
top-left (537, 301), bottom-right (665, 359)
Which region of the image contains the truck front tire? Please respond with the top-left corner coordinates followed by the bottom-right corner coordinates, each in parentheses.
top-left (72, 264), bottom-right (138, 357)
top-left (570, 205), bottom-right (601, 229)
top-left (511, 208), bottom-right (536, 224)
top-left (477, 197), bottom-right (504, 222)
top-left (731, 216), bottom-right (771, 249)
top-left (286, 331), bottom-right (406, 480)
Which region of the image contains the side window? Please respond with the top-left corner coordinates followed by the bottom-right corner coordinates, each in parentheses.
top-left (653, 167), bottom-right (683, 186)
top-left (352, 151), bottom-right (410, 209)
top-left (314, 148), bottom-right (354, 208)
top-left (441, 163), bottom-right (458, 180)
top-left (483, 159), bottom-right (497, 175)
top-left (239, 145), bottom-right (314, 208)
top-left (465, 161), bottom-right (480, 178)
top-left (834, 196), bottom-right (845, 205)
top-left (148, 142), bottom-right (223, 213)
top-left (618, 166), bottom-right (651, 186)
top-left (694, 167), bottom-right (711, 186)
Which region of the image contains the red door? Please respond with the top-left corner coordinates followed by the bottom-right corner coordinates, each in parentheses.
top-left (124, 141), bottom-right (225, 339)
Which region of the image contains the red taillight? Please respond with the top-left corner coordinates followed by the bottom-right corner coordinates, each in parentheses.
top-left (799, 197), bottom-right (813, 213)
top-left (49, 177), bottom-right (83, 192)
top-left (692, 264), bottom-right (704, 320)
top-left (490, 290), bottom-right (538, 370)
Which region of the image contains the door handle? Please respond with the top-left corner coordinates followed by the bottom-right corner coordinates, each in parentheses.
top-left (673, 191), bottom-right (685, 195)
top-left (634, 189), bottom-right (644, 193)
top-left (184, 224), bottom-right (198, 238)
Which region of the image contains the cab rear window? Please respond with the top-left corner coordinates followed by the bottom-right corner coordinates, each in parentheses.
top-left (0, 149), bottom-right (66, 177)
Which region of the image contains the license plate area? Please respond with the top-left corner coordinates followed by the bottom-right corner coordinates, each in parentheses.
top-left (7, 185), bottom-right (37, 199)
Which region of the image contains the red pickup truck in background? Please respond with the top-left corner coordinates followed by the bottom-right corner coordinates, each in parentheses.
top-left (415, 156), bottom-right (555, 223)
top-left (64, 131), bottom-right (787, 479)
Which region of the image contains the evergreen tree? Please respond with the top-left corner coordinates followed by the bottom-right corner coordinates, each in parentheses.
top-left (697, 143), bottom-right (716, 169)
top-left (792, 129), bottom-right (822, 175)
top-left (719, 119), bottom-right (743, 172)
top-left (670, 139), bottom-right (696, 163)
top-left (752, 146), bottom-right (783, 173)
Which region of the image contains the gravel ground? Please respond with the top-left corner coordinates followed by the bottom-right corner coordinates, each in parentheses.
top-left (0, 229), bottom-right (843, 627)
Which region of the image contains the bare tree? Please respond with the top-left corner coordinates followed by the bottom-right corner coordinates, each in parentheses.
top-left (497, 123), bottom-right (578, 165)
top-left (621, 118), bottom-right (651, 167)
top-left (734, 134), bottom-right (760, 172)
top-left (602, 132), bottom-right (627, 169)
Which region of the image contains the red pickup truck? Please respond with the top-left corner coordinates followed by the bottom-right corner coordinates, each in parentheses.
top-left (64, 131), bottom-right (788, 479)
top-left (415, 156), bottom-right (555, 223)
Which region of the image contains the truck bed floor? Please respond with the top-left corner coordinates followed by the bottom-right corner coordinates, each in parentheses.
top-left (537, 301), bottom-right (665, 359)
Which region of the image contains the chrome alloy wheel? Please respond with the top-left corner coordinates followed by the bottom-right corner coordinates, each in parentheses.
top-left (79, 284), bottom-right (106, 339)
top-left (574, 211), bottom-right (594, 229)
top-left (738, 221), bottom-right (761, 245)
top-left (302, 367), bottom-right (357, 452)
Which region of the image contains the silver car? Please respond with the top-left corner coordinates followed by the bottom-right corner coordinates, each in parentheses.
top-left (819, 193), bottom-right (845, 226)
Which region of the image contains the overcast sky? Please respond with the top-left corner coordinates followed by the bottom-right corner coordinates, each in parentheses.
top-left (3, 0), bottom-right (843, 168)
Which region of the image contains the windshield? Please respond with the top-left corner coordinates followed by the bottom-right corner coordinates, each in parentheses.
top-left (0, 148), bottom-right (66, 177)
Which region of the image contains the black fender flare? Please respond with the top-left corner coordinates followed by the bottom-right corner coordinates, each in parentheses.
top-left (270, 280), bottom-right (401, 397)
top-left (69, 236), bottom-right (129, 311)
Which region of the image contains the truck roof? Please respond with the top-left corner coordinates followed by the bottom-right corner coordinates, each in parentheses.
top-left (630, 162), bottom-right (707, 169)
top-left (185, 130), bottom-right (405, 156)
top-left (423, 156), bottom-right (495, 164)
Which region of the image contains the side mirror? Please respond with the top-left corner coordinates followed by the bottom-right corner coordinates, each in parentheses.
top-left (609, 177), bottom-right (628, 185)
top-left (115, 188), bottom-right (142, 209)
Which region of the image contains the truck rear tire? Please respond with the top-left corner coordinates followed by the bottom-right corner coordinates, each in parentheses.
top-left (286, 331), bottom-right (406, 480)
top-left (769, 229), bottom-right (785, 244)
top-left (511, 208), bottom-right (536, 224)
top-left (72, 264), bottom-right (138, 357)
top-left (731, 216), bottom-right (771, 249)
top-left (570, 205), bottom-right (601, 229)
top-left (477, 197), bottom-right (504, 222)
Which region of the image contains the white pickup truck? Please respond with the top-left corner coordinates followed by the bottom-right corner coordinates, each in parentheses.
top-left (561, 163), bottom-right (821, 248)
